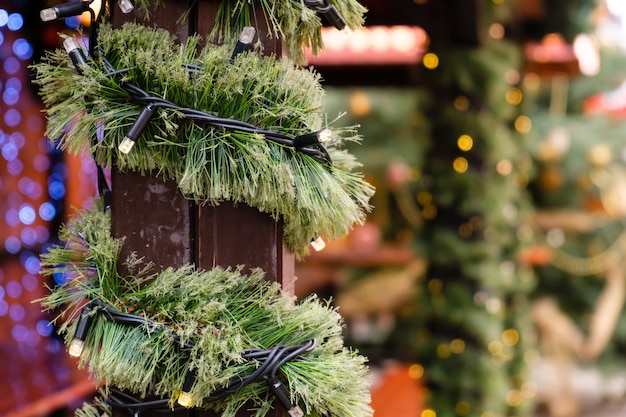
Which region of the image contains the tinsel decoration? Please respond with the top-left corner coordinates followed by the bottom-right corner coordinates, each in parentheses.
top-left (131, 0), bottom-right (367, 64)
top-left (33, 23), bottom-right (374, 256)
top-left (39, 200), bottom-right (373, 417)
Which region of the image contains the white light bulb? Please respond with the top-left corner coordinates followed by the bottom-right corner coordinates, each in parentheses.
top-left (68, 338), bottom-right (85, 358)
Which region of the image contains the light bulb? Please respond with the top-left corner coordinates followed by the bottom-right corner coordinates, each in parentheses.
top-left (293, 129), bottom-right (332, 148)
top-left (63, 38), bottom-right (89, 74)
top-left (118, 0), bottom-right (134, 13)
top-left (118, 104), bottom-right (156, 154)
top-left (230, 27), bottom-right (257, 62)
top-left (311, 236), bottom-right (326, 252)
top-left (68, 338), bottom-right (85, 358)
top-left (177, 391), bottom-right (194, 408)
top-left (68, 302), bottom-right (96, 358)
top-left (40, 1), bottom-right (93, 22)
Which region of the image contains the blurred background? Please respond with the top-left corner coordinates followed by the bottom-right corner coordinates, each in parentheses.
top-left (4, 0), bottom-right (626, 416)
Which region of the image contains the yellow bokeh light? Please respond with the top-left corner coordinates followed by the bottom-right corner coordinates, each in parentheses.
top-left (458, 223), bottom-right (473, 238)
top-left (453, 157), bottom-right (469, 173)
top-left (437, 343), bottom-right (451, 358)
top-left (450, 338), bottom-right (466, 354)
top-left (457, 134), bottom-right (473, 151)
top-left (423, 53), bottom-right (439, 69)
top-left (349, 90), bottom-right (372, 117)
top-left (454, 96), bottom-right (469, 111)
top-left (423, 205), bottom-right (437, 220)
top-left (502, 328), bottom-right (520, 346)
top-left (523, 72), bottom-right (541, 91)
top-left (505, 87), bottom-right (523, 105)
top-left (506, 389), bottom-right (524, 407)
top-left (514, 115), bottom-right (532, 133)
top-left (409, 167), bottom-right (422, 181)
top-left (417, 191), bottom-right (432, 206)
top-left (409, 363), bottom-right (424, 379)
top-left (421, 409), bottom-right (436, 417)
top-left (496, 159), bottom-right (512, 176)
top-left (455, 401), bottom-right (471, 416)
top-left (488, 340), bottom-right (503, 355)
top-left (428, 278), bottom-right (443, 294)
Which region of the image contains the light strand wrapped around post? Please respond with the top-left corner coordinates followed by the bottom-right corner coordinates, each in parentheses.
top-left (34, 1), bottom-right (373, 417)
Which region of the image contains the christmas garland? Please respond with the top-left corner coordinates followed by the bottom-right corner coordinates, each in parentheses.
top-left (130, 0), bottom-right (367, 64)
top-left (33, 23), bottom-right (374, 256)
top-left (39, 200), bottom-right (373, 417)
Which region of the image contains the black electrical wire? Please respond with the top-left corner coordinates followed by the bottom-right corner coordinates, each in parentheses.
top-left (98, 55), bottom-right (333, 165)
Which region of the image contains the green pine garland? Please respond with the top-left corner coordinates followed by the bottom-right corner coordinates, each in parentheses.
top-left (33, 23), bottom-right (374, 256)
top-left (131, 0), bottom-right (367, 64)
top-left (39, 200), bottom-right (373, 417)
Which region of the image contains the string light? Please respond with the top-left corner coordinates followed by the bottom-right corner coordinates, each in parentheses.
top-left (118, 104), bottom-right (156, 154)
top-left (117, 0), bottom-right (134, 13)
top-left (230, 27), bottom-right (256, 62)
top-left (69, 297), bottom-right (317, 412)
top-left (310, 236), bottom-right (326, 251)
top-left (303, 0), bottom-right (346, 30)
top-left (267, 376), bottom-right (304, 417)
top-left (93, 54), bottom-right (333, 163)
top-left (68, 302), bottom-right (96, 357)
top-left (40, 0), bottom-right (93, 22)
top-left (177, 367), bottom-right (197, 407)
top-left (293, 129), bottom-right (332, 148)
top-left (63, 38), bottom-right (89, 75)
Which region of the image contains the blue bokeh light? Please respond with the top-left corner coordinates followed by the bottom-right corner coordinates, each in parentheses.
top-left (22, 273), bottom-right (39, 291)
top-left (7, 77), bottom-right (22, 93)
top-left (5, 208), bottom-right (19, 226)
top-left (36, 320), bottom-right (54, 337)
top-left (12, 38), bottom-right (33, 61)
top-left (8, 159), bottom-right (24, 176)
top-left (4, 56), bottom-right (20, 74)
top-left (7, 13), bottom-right (24, 31)
top-left (18, 204), bottom-right (36, 225)
top-left (19, 177), bottom-right (43, 199)
top-left (5, 236), bottom-right (22, 254)
top-left (0, 9), bottom-right (8, 27)
top-left (12, 324), bottom-right (28, 342)
top-left (10, 303), bottom-right (26, 322)
top-left (39, 202), bottom-right (56, 221)
top-left (53, 272), bottom-right (68, 286)
top-left (4, 86), bottom-right (20, 105)
top-left (48, 180), bottom-right (66, 200)
top-left (2, 142), bottom-right (18, 161)
top-left (4, 108), bottom-right (21, 127)
top-left (6, 280), bottom-right (23, 298)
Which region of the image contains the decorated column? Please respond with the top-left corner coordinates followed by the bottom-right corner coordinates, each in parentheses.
top-left (33, 1), bottom-right (374, 417)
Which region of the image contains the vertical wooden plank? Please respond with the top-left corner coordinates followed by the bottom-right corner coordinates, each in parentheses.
top-left (196, 202), bottom-right (294, 285)
top-left (109, 1), bottom-right (293, 285)
top-left (110, 170), bottom-right (195, 271)
top-left (110, 1), bottom-right (194, 42)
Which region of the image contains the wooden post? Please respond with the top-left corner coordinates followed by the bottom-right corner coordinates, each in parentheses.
top-left (109, 2), bottom-right (293, 415)
top-left (110, 1), bottom-right (294, 287)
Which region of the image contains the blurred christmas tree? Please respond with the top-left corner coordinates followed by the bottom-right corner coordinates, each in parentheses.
top-left (321, 1), bottom-right (626, 417)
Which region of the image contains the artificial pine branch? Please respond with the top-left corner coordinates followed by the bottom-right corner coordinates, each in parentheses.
top-left (39, 201), bottom-right (372, 417)
top-left (130, 0), bottom-right (367, 64)
top-left (32, 23), bottom-right (374, 256)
